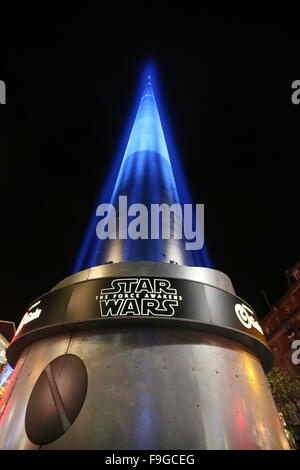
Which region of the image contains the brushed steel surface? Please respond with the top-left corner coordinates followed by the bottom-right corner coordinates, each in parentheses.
top-left (0, 333), bottom-right (71, 450)
top-left (51, 262), bottom-right (235, 295)
top-left (0, 327), bottom-right (289, 450)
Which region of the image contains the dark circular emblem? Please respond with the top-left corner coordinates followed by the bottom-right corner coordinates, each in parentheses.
top-left (25, 354), bottom-right (88, 445)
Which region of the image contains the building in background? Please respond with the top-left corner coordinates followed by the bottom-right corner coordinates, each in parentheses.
top-left (261, 261), bottom-right (300, 376)
top-left (0, 335), bottom-right (9, 370)
top-left (0, 321), bottom-right (15, 373)
top-left (0, 321), bottom-right (15, 402)
top-left (261, 262), bottom-right (300, 447)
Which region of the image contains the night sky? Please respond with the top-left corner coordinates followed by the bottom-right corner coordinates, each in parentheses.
top-left (0, 10), bottom-right (299, 327)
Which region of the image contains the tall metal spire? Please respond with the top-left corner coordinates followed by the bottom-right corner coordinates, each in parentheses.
top-left (75, 72), bottom-right (203, 270)
top-left (122, 73), bottom-right (171, 164)
top-left (3, 70), bottom-right (286, 452)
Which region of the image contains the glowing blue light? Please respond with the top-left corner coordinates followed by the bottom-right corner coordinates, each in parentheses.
top-left (73, 64), bottom-right (211, 272)
top-left (123, 82), bottom-right (170, 161)
top-left (0, 364), bottom-right (14, 388)
top-left (109, 72), bottom-right (179, 206)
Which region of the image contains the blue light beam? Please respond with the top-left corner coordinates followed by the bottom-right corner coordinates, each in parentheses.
top-left (73, 64), bottom-right (211, 272)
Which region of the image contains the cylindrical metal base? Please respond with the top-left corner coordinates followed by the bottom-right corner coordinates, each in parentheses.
top-left (0, 264), bottom-right (290, 449)
top-left (0, 326), bottom-right (289, 449)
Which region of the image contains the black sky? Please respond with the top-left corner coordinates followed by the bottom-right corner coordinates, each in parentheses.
top-left (0, 10), bottom-right (299, 326)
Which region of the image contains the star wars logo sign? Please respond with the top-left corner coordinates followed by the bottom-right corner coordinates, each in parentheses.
top-left (97, 278), bottom-right (182, 317)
